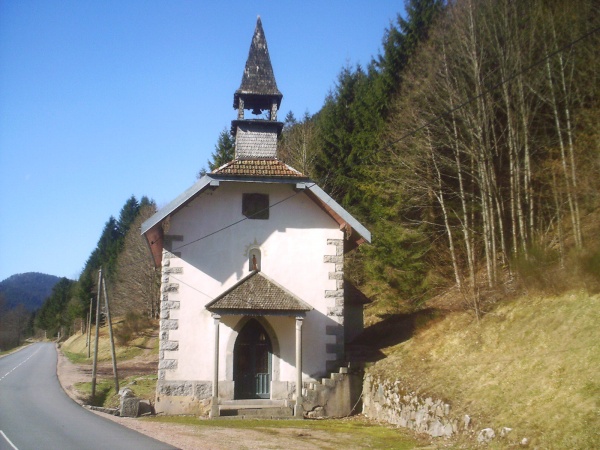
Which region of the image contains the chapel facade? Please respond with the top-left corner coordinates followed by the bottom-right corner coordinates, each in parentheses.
top-left (141, 17), bottom-right (370, 417)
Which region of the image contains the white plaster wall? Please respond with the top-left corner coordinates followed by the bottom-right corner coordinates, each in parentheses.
top-left (163, 181), bottom-right (343, 383)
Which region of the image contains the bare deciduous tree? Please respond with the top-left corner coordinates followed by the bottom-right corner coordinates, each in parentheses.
top-left (110, 204), bottom-right (160, 319)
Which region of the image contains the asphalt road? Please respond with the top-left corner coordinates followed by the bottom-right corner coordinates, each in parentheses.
top-left (0, 343), bottom-right (177, 450)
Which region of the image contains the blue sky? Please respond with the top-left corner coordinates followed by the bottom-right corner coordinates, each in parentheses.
top-left (0, 1), bottom-right (404, 282)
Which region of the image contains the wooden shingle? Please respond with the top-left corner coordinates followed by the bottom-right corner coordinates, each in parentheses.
top-left (211, 159), bottom-right (307, 178)
top-left (233, 16), bottom-right (282, 110)
top-left (206, 271), bottom-right (312, 315)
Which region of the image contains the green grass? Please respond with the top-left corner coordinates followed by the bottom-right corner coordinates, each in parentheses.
top-left (75, 379), bottom-right (117, 407)
top-left (142, 416), bottom-right (427, 449)
top-left (75, 374), bottom-right (158, 408)
top-left (62, 349), bottom-right (91, 364)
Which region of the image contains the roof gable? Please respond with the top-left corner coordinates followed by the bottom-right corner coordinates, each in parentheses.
top-left (140, 175), bottom-right (371, 267)
top-left (206, 271), bottom-right (312, 315)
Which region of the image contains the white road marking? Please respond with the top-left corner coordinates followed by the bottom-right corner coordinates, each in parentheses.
top-left (0, 430), bottom-right (19, 450)
top-left (0, 346), bottom-right (42, 383)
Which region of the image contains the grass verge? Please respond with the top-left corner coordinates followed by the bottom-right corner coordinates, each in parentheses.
top-left (75, 374), bottom-right (158, 407)
top-left (142, 415), bottom-right (428, 449)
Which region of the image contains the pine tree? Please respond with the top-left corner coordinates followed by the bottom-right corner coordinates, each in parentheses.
top-left (117, 195), bottom-right (140, 237)
top-left (75, 196), bottom-right (145, 319)
top-left (35, 278), bottom-right (75, 336)
top-left (199, 128), bottom-right (236, 177)
top-left (311, 1), bottom-right (445, 308)
top-left (313, 65), bottom-right (378, 207)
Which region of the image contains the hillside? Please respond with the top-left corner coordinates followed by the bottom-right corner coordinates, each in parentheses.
top-left (0, 272), bottom-right (62, 311)
top-left (361, 290), bottom-right (600, 448)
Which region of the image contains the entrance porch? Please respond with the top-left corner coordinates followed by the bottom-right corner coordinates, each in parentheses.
top-left (205, 270), bottom-right (313, 417)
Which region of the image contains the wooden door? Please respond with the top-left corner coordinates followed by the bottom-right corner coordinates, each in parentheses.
top-left (233, 319), bottom-right (272, 399)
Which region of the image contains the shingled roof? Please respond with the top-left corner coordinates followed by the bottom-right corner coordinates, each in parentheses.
top-left (206, 271), bottom-right (312, 315)
top-left (234, 16), bottom-right (282, 109)
top-left (211, 159), bottom-right (307, 178)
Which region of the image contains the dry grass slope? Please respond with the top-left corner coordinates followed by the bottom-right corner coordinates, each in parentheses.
top-left (369, 291), bottom-right (600, 448)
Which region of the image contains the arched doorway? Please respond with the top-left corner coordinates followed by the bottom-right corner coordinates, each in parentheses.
top-left (233, 319), bottom-right (272, 399)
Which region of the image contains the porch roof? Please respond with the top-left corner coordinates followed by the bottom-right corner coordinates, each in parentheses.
top-left (206, 271), bottom-right (312, 316)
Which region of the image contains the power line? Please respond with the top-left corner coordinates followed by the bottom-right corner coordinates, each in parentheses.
top-left (166, 273), bottom-right (213, 300)
top-left (112, 181), bottom-right (317, 272)
top-left (170, 182), bottom-right (317, 253)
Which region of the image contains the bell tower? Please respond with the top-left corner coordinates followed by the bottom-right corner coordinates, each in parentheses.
top-left (232, 17), bottom-right (283, 160)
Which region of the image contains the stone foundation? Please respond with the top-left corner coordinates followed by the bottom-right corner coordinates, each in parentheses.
top-left (155, 380), bottom-right (213, 416)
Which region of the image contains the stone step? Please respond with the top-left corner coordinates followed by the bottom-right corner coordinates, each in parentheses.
top-left (303, 365), bottom-right (350, 393)
top-left (220, 399), bottom-right (287, 407)
top-left (218, 405), bottom-right (294, 418)
top-left (217, 399), bottom-right (294, 419)
top-left (321, 378), bottom-right (335, 387)
top-left (331, 373), bottom-right (344, 381)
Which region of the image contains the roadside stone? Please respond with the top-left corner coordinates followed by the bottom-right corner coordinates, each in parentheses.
top-left (118, 387), bottom-right (135, 398)
top-left (120, 397), bottom-right (140, 417)
top-left (306, 406), bottom-right (325, 418)
top-left (429, 419), bottom-right (445, 437)
top-left (477, 428), bottom-right (496, 443)
top-left (363, 375), bottom-right (460, 439)
top-left (463, 414), bottom-right (471, 429)
top-left (85, 405), bottom-right (119, 415)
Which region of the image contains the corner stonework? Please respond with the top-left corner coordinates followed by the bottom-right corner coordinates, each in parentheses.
top-left (158, 248), bottom-right (181, 381)
top-left (324, 238), bottom-right (345, 370)
top-left (325, 238), bottom-right (344, 321)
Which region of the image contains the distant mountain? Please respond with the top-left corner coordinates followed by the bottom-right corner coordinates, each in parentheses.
top-left (0, 272), bottom-right (63, 311)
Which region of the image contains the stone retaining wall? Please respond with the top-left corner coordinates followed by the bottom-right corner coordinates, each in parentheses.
top-left (362, 373), bottom-right (468, 438)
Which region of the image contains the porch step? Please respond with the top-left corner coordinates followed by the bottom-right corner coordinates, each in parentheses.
top-left (218, 399), bottom-right (294, 419)
top-left (220, 399), bottom-right (288, 407)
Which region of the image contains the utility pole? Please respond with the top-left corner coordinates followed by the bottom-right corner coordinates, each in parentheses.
top-left (87, 297), bottom-right (93, 358)
top-left (102, 276), bottom-right (119, 393)
top-left (91, 269), bottom-right (102, 400)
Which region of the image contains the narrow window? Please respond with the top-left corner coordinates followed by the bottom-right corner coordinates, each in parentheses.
top-left (242, 193), bottom-right (269, 220)
top-left (249, 249), bottom-right (261, 271)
